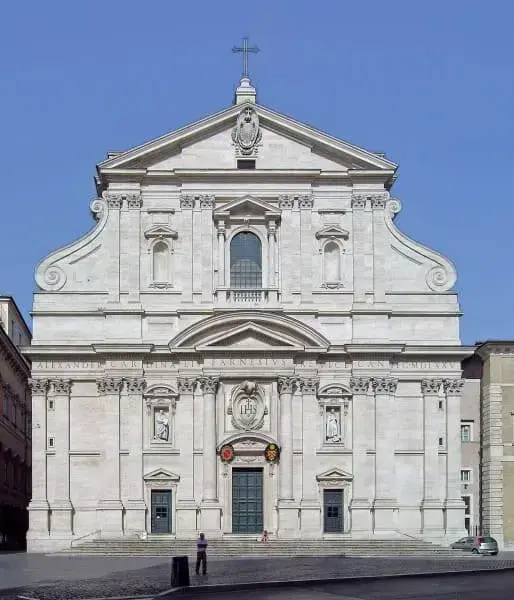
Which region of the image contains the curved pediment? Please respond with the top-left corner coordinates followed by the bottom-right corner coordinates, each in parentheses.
top-left (169, 311), bottom-right (330, 352)
top-left (217, 432), bottom-right (278, 452)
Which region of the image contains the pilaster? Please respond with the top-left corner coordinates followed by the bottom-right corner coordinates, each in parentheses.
top-left (444, 379), bottom-right (467, 539)
top-left (371, 194), bottom-right (388, 304)
top-left (27, 378), bottom-right (50, 550)
top-left (103, 192), bottom-right (122, 303)
top-left (299, 195), bottom-right (314, 301)
top-left (180, 195), bottom-right (194, 301)
top-left (49, 378), bottom-right (73, 540)
top-left (124, 377), bottom-right (146, 535)
top-left (420, 379), bottom-right (444, 536)
top-left (351, 194), bottom-right (371, 306)
top-left (216, 221), bottom-right (226, 287)
top-left (373, 377), bottom-right (398, 533)
top-left (200, 195), bottom-right (215, 301)
top-left (123, 193), bottom-right (143, 302)
top-left (96, 377), bottom-right (124, 536)
top-left (350, 376), bottom-right (373, 534)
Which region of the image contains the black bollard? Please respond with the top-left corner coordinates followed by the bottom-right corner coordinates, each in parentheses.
top-left (171, 555), bottom-right (190, 587)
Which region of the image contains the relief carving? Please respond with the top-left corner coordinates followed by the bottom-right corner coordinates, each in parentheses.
top-left (232, 105), bottom-right (262, 156)
top-left (230, 381), bottom-right (267, 431)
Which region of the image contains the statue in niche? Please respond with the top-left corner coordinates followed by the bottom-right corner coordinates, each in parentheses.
top-left (326, 408), bottom-right (341, 443)
top-left (154, 409), bottom-right (170, 441)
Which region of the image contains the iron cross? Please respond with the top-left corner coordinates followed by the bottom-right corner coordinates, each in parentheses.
top-left (232, 37), bottom-right (259, 78)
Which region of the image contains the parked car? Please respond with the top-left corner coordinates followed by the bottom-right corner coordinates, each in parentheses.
top-left (450, 536), bottom-right (499, 555)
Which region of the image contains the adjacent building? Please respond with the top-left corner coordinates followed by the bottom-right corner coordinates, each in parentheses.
top-left (0, 296), bottom-right (32, 548)
top-left (26, 74), bottom-right (471, 552)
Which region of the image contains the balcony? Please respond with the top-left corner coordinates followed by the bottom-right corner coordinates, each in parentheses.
top-left (214, 288), bottom-right (280, 307)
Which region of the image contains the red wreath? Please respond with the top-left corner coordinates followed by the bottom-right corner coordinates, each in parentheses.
top-left (220, 444), bottom-right (235, 463)
top-left (264, 443), bottom-right (280, 464)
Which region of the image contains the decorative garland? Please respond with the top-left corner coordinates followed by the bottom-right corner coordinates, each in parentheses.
top-left (220, 444), bottom-right (235, 463)
top-left (264, 443), bottom-right (280, 464)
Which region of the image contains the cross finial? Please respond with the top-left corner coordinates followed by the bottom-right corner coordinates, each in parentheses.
top-left (232, 37), bottom-right (259, 79)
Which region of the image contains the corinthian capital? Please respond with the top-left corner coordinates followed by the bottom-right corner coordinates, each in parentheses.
top-left (29, 378), bottom-right (50, 395)
top-left (180, 195), bottom-right (194, 209)
top-left (298, 195), bottom-right (314, 209)
top-left (298, 377), bottom-right (319, 394)
top-left (97, 377), bottom-right (123, 395)
top-left (277, 376), bottom-right (296, 395)
top-left (421, 379), bottom-right (442, 396)
top-left (177, 377), bottom-right (196, 394)
top-left (278, 195), bottom-right (294, 209)
top-left (198, 376), bottom-right (219, 394)
top-left (199, 195), bottom-right (215, 209)
top-left (103, 192), bottom-right (123, 209)
top-left (350, 376), bottom-right (371, 395)
top-left (370, 194), bottom-right (388, 209)
top-left (51, 379), bottom-right (73, 395)
top-left (372, 377), bottom-right (398, 394)
top-left (443, 379), bottom-right (464, 396)
top-left (126, 193), bottom-right (143, 209)
top-left (351, 194), bottom-right (367, 210)
top-left (125, 377), bottom-right (146, 393)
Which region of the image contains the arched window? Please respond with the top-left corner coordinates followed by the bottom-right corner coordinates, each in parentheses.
top-left (153, 241), bottom-right (169, 282)
top-left (324, 241), bottom-right (341, 283)
top-left (230, 232), bottom-right (262, 288)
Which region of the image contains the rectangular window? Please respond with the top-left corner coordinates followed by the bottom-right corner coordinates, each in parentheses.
top-left (438, 436), bottom-right (444, 448)
top-left (461, 495), bottom-right (471, 515)
top-left (460, 469), bottom-right (471, 483)
top-left (48, 399), bottom-right (54, 411)
top-left (48, 436), bottom-right (55, 449)
top-left (461, 422), bottom-right (472, 442)
top-left (237, 159), bottom-right (256, 169)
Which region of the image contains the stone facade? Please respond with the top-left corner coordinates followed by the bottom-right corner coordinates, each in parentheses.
top-left (26, 78), bottom-right (470, 552)
top-left (0, 296), bottom-right (32, 548)
top-left (476, 341), bottom-right (514, 550)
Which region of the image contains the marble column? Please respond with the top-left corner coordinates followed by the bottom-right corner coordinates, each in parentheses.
top-left (421, 379), bottom-right (444, 536)
top-left (96, 377), bottom-right (124, 536)
top-left (124, 377), bottom-right (146, 535)
top-left (176, 377), bottom-right (198, 537)
top-left (444, 379), bottom-right (466, 538)
top-left (198, 376), bottom-right (221, 536)
top-left (217, 220), bottom-right (226, 288)
top-left (373, 377), bottom-right (398, 533)
top-left (27, 378), bottom-right (50, 549)
top-left (299, 377), bottom-right (320, 537)
top-left (277, 376), bottom-right (298, 537)
top-left (49, 379), bottom-right (73, 540)
top-left (350, 376), bottom-right (373, 534)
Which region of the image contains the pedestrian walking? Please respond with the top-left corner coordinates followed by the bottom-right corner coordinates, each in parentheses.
top-left (195, 532), bottom-right (208, 575)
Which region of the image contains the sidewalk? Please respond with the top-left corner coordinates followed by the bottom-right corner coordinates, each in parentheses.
top-left (1, 554), bottom-right (514, 600)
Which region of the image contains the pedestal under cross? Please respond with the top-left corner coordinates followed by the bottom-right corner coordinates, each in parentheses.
top-left (232, 37), bottom-right (259, 78)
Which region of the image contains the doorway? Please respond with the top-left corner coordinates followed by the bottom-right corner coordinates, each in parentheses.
top-left (151, 490), bottom-right (172, 534)
top-left (323, 489), bottom-right (343, 533)
top-left (232, 468), bottom-right (263, 533)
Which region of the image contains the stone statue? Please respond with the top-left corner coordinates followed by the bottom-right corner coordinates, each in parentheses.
top-left (326, 408), bottom-right (341, 443)
top-left (154, 409), bottom-right (170, 441)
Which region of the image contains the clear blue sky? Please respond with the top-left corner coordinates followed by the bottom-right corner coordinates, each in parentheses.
top-left (1, 0), bottom-right (512, 344)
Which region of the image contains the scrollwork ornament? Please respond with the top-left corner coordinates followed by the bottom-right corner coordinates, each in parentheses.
top-left (90, 197), bottom-right (107, 221)
top-left (126, 378), bottom-right (146, 393)
top-left (97, 377), bottom-right (123, 395)
top-left (177, 377), bottom-right (196, 394)
top-left (52, 379), bottom-right (72, 395)
top-left (277, 376), bottom-right (296, 395)
top-left (350, 377), bottom-right (371, 395)
top-left (29, 378), bottom-right (50, 395)
top-left (443, 379), bottom-right (464, 396)
top-left (426, 266), bottom-right (455, 292)
top-left (199, 376), bottom-right (219, 394)
top-left (41, 264), bottom-right (67, 292)
top-left (421, 379), bottom-right (442, 396)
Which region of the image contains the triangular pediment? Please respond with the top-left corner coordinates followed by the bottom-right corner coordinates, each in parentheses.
top-left (197, 322), bottom-right (303, 351)
top-left (96, 104), bottom-right (397, 189)
top-left (214, 196), bottom-right (280, 219)
top-left (143, 468), bottom-right (180, 482)
top-left (316, 467), bottom-right (353, 482)
top-left (315, 225), bottom-right (349, 240)
top-left (144, 225), bottom-right (178, 239)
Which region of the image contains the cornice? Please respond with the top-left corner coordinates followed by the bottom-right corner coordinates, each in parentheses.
top-left (476, 341), bottom-right (514, 359)
top-left (92, 344), bottom-right (155, 354)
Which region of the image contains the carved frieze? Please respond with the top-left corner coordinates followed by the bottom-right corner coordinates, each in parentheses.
top-left (232, 105), bottom-right (262, 157)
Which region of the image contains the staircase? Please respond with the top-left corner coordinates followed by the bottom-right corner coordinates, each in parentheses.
top-left (57, 536), bottom-right (458, 557)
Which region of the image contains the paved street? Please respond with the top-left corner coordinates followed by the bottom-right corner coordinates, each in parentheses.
top-left (178, 570), bottom-right (514, 599)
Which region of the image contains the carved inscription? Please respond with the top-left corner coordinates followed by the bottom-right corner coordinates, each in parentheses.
top-left (204, 356), bottom-right (291, 368)
top-left (33, 361), bottom-right (101, 370)
top-left (392, 362), bottom-right (458, 370)
top-left (353, 361), bottom-right (389, 369)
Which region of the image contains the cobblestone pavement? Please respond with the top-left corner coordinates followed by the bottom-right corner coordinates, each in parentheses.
top-left (1, 554), bottom-right (514, 600)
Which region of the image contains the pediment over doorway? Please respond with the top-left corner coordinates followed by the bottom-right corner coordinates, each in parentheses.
top-left (316, 467), bottom-right (353, 483)
top-left (143, 468), bottom-right (180, 483)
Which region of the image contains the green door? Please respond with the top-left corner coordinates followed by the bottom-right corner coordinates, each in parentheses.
top-left (232, 468), bottom-right (263, 533)
top-left (151, 490), bottom-right (171, 534)
top-left (323, 489), bottom-right (343, 533)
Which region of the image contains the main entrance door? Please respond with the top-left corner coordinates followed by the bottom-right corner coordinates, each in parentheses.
top-left (323, 489), bottom-right (343, 533)
top-left (232, 468), bottom-right (263, 533)
top-left (151, 490), bottom-right (171, 534)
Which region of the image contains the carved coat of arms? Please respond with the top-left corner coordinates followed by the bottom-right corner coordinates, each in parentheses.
top-left (232, 106), bottom-right (262, 156)
top-left (229, 380), bottom-right (267, 430)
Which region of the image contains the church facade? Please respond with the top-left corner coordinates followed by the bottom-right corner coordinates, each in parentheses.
top-left (26, 76), bottom-right (469, 552)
